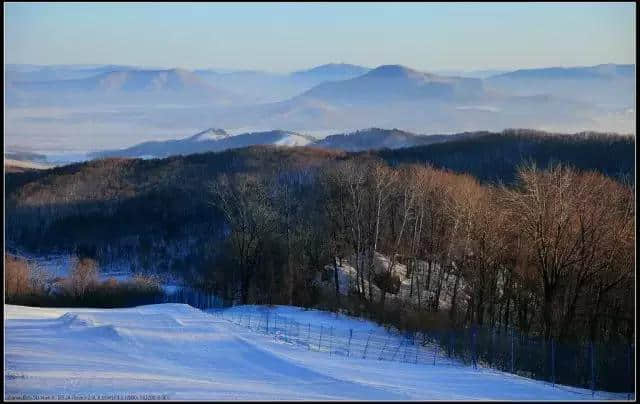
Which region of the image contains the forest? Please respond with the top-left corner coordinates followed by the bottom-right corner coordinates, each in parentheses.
top-left (4, 130), bottom-right (635, 344)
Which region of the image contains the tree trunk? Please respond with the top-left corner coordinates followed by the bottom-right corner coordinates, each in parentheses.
top-left (449, 270), bottom-right (460, 323)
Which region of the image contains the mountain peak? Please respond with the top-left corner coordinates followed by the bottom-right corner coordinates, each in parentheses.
top-left (291, 63), bottom-right (370, 79)
top-left (366, 65), bottom-right (420, 78)
top-left (188, 128), bottom-right (230, 142)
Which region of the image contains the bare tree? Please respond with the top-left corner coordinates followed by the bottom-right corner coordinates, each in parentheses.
top-left (70, 256), bottom-right (99, 298)
top-left (501, 163), bottom-right (587, 339)
top-left (211, 173), bottom-right (277, 304)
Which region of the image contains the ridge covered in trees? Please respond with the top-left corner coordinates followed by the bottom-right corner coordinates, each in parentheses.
top-left (375, 129), bottom-right (635, 185)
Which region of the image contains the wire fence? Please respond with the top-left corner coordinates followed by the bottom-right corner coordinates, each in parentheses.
top-left (220, 308), bottom-right (459, 366)
top-left (218, 308), bottom-right (635, 397)
top-left (138, 286), bottom-right (635, 398)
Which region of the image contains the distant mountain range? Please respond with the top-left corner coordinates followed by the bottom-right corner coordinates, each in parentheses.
top-left (6, 62), bottom-right (633, 107)
top-left (90, 127), bottom-right (469, 159)
top-left (192, 63), bottom-right (371, 103)
top-left (91, 128), bottom-right (316, 159)
top-left (486, 64), bottom-right (636, 108)
top-left (7, 68), bottom-right (240, 106)
top-left (4, 62), bottom-right (635, 152)
top-left (4, 64), bottom-right (142, 82)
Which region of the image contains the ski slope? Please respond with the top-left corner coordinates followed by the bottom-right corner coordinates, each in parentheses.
top-left (4, 304), bottom-right (629, 400)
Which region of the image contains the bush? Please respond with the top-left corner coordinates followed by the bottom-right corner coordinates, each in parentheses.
top-left (6, 261), bottom-right (164, 308)
top-left (69, 257), bottom-right (99, 298)
top-left (5, 255), bottom-right (34, 299)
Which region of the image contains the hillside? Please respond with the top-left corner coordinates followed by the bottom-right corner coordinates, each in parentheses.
top-left (377, 129), bottom-right (635, 184)
top-left (6, 304), bottom-right (622, 400)
top-left (4, 146), bottom-right (346, 272)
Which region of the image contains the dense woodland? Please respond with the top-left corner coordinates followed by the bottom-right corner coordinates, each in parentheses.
top-left (378, 129), bottom-right (635, 185)
top-left (4, 130), bottom-right (635, 343)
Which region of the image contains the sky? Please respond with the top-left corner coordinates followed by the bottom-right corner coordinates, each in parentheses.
top-left (4, 2), bottom-right (636, 73)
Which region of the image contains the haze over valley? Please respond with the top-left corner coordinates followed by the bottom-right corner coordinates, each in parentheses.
top-left (5, 62), bottom-right (635, 162)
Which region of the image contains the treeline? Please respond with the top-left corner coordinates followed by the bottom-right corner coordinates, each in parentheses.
top-left (376, 129), bottom-right (635, 185)
top-left (5, 254), bottom-right (163, 308)
top-left (205, 158), bottom-right (634, 343)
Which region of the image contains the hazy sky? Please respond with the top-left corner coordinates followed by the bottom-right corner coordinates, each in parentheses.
top-left (4, 2), bottom-right (636, 73)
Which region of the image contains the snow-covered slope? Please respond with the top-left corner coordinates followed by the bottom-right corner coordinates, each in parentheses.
top-left (92, 129), bottom-right (314, 159)
top-left (4, 304), bottom-right (627, 400)
top-left (186, 128), bottom-right (230, 142)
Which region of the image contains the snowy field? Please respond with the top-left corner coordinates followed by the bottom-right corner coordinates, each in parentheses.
top-left (4, 304), bottom-right (631, 400)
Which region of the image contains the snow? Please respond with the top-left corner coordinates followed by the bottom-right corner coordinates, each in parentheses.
top-left (273, 133), bottom-right (313, 147)
top-left (4, 303), bottom-right (630, 400)
top-left (188, 128), bottom-right (229, 142)
top-left (4, 158), bottom-right (53, 170)
top-left (320, 253), bottom-right (460, 310)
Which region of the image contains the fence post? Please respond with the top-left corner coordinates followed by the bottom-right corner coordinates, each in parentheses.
top-left (472, 325), bottom-right (478, 370)
top-left (450, 331), bottom-right (456, 366)
top-left (379, 334), bottom-right (391, 360)
top-left (488, 327), bottom-right (493, 367)
top-left (319, 325), bottom-right (324, 351)
top-left (274, 314), bottom-right (277, 334)
top-left (551, 338), bottom-right (555, 387)
top-left (291, 319), bottom-right (295, 341)
top-left (414, 332), bottom-right (419, 364)
top-left (628, 343), bottom-right (633, 400)
top-left (329, 327), bottom-right (334, 356)
top-left (284, 318), bottom-right (289, 342)
top-left (307, 323), bottom-right (311, 348)
top-left (248, 312), bottom-right (252, 329)
top-left (402, 334), bottom-right (409, 362)
top-left (433, 332), bottom-right (438, 365)
top-left (363, 330), bottom-right (373, 359)
top-left (391, 338), bottom-right (404, 361)
top-left (590, 341), bottom-right (595, 397)
top-left (266, 311), bottom-right (270, 334)
top-left (280, 317), bottom-right (287, 341)
top-left (511, 328), bottom-right (515, 374)
top-left (347, 329), bottom-right (353, 357)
